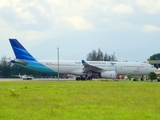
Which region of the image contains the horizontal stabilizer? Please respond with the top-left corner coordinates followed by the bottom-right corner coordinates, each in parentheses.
top-left (11, 59), bottom-right (28, 66)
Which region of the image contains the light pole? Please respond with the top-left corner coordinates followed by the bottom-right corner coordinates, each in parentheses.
top-left (57, 47), bottom-right (59, 82)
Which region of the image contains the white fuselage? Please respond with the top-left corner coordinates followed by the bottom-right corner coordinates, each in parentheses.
top-left (38, 60), bottom-right (157, 76)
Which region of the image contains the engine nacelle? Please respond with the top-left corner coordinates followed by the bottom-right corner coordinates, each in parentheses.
top-left (100, 71), bottom-right (117, 78)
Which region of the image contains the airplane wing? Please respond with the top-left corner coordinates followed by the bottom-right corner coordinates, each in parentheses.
top-left (82, 60), bottom-right (103, 73)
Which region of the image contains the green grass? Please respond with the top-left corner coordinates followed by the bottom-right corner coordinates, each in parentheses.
top-left (0, 80), bottom-right (160, 120)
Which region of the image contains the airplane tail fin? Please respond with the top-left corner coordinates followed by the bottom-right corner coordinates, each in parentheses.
top-left (9, 39), bottom-right (36, 61)
top-left (9, 39), bottom-right (55, 73)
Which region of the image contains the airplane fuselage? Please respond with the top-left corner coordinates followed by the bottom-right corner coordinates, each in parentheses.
top-left (36, 60), bottom-right (156, 76)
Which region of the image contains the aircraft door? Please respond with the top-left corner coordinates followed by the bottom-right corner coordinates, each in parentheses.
top-left (117, 66), bottom-right (123, 74)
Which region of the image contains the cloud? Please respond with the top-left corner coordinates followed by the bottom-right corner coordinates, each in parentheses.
top-left (112, 4), bottom-right (134, 14)
top-left (143, 24), bottom-right (160, 32)
top-left (0, 0), bottom-right (135, 32)
top-left (46, 0), bottom-right (113, 30)
top-left (137, 0), bottom-right (160, 14)
top-left (19, 11), bottom-right (37, 24)
top-left (64, 16), bottom-right (93, 30)
top-left (0, 0), bottom-right (8, 9)
top-left (0, 0), bottom-right (159, 42)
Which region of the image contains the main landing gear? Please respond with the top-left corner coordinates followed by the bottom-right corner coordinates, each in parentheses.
top-left (76, 76), bottom-right (92, 81)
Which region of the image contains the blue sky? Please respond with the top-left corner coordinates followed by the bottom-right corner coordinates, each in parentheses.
top-left (0, 0), bottom-right (160, 62)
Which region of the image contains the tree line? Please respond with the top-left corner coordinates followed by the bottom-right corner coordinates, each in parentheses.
top-left (149, 53), bottom-right (160, 60)
top-left (87, 48), bottom-right (117, 61)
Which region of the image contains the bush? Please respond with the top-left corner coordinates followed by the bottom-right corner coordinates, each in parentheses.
top-left (127, 74), bottom-right (132, 80)
top-left (133, 76), bottom-right (139, 81)
top-left (148, 72), bottom-right (157, 82)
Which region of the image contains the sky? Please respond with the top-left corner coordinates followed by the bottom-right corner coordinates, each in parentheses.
top-left (0, 0), bottom-right (160, 62)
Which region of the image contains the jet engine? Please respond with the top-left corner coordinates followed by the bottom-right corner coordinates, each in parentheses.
top-left (100, 71), bottom-right (117, 79)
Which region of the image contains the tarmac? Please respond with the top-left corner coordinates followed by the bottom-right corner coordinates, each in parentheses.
top-left (0, 78), bottom-right (156, 82)
top-left (0, 78), bottom-right (75, 82)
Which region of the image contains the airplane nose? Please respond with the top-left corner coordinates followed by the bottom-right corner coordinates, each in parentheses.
top-left (154, 67), bottom-right (158, 72)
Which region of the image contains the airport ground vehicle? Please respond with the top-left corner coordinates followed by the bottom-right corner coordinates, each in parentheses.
top-left (22, 75), bottom-right (34, 80)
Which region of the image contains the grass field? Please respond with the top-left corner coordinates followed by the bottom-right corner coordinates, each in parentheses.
top-left (0, 80), bottom-right (160, 120)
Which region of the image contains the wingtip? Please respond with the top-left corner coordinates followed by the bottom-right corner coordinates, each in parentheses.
top-left (82, 60), bottom-right (87, 65)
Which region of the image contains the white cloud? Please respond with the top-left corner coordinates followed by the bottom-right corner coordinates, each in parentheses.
top-left (0, 1), bottom-right (38, 25)
top-left (1, 0), bottom-right (134, 32)
top-left (46, 0), bottom-right (95, 19)
top-left (143, 24), bottom-right (160, 32)
top-left (0, 0), bottom-right (8, 9)
top-left (14, 6), bottom-right (37, 24)
top-left (12, 2), bottom-right (38, 24)
top-left (112, 4), bottom-right (134, 14)
top-left (0, 0), bottom-right (159, 41)
top-left (137, 0), bottom-right (160, 14)
top-left (19, 11), bottom-right (37, 24)
top-left (46, 0), bottom-right (112, 28)
top-left (64, 16), bottom-right (93, 30)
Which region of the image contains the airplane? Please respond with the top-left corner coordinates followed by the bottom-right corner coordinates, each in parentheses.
top-left (9, 39), bottom-right (157, 80)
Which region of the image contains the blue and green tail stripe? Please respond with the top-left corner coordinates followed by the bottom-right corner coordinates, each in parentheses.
top-left (9, 39), bottom-right (55, 73)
